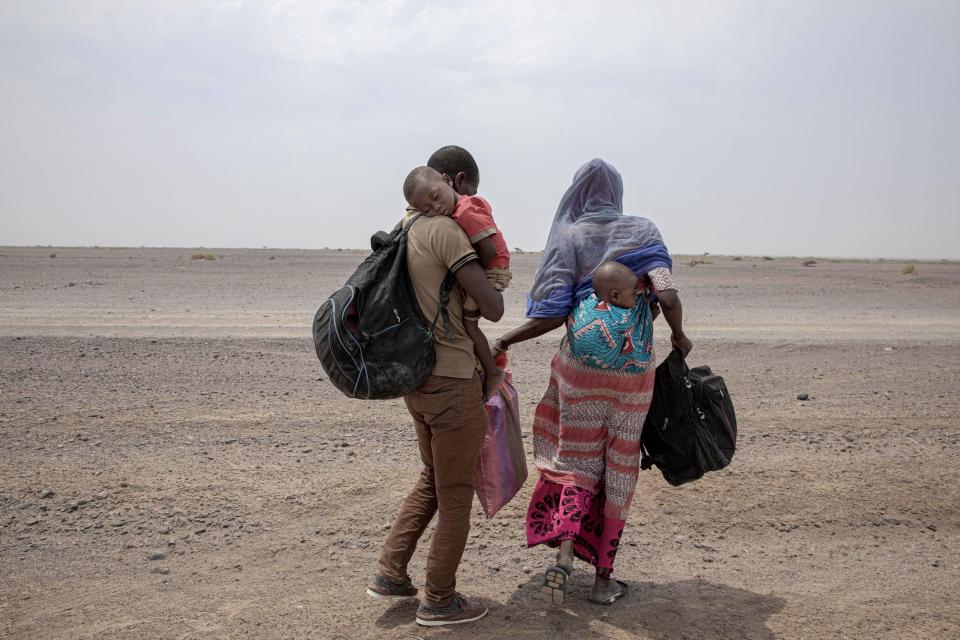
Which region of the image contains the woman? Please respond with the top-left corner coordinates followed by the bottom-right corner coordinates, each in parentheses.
top-left (493, 159), bottom-right (691, 605)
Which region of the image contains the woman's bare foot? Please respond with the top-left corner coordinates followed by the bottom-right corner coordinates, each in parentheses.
top-left (482, 367), bottom-right (506, 401)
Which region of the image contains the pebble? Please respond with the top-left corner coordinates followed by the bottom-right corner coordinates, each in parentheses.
top-left (26, 518), bottom-right (40, 526)
top-left (158, 526), bottom-right (171, 535)
top-left (39, 488), bottom-right (55, 499)
top-left (119, 481), bottom-right (129, 488)
top-left (147, 550), bottom-right (166, 561)
top-left (150, 566), bottom-right (170, 575)
top-left (797, 393), bottom-right (809, 401)
top-left (522, 566), bottom-right (532, 574)
top-left (95, 492), bottom-right (108, 500)
top-left (167, 538), bottom-right (177, 547)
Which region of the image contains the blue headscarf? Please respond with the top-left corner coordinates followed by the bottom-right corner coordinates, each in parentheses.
top-left (526, 159), bottom-right (672, 318)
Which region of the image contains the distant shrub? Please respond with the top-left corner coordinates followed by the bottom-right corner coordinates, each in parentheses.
top-left (732, 256), bottom-right (742, 261)
top-left (901, 264), bottom-right (916, 275)
top-left (762, 256), bottom-right (774, 261)
top-left (191, 253), bottom-right (217, 261)
top-left (802, 260), bottom-right (817, 267)
top-left (688, 259), bottom-right (713, 267)
top-left (514, 247), bottom-right (524, 254)
top-left (49, 253), bottom-right (56, 258)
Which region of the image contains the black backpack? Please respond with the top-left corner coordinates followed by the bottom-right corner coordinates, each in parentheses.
top-left (312, 214), bottom-right (454, 399)
top-left (640, 349), bottom-right (737, 486)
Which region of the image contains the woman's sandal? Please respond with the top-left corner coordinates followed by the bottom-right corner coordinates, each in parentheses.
top-left (589, 579), bottom-right (629, 605)
top-left (540, 565), bottom-right (572, 606)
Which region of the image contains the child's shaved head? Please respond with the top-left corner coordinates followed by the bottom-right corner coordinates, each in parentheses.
top-left (403, 165), bottom-right (458, 217)
top-left (593, 261), bottom-right (640, 309)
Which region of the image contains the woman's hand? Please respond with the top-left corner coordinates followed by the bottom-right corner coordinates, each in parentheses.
top-left (671, 332), bottom-right (693, 358)
top-left (491, 338), bottom-right (507, 356)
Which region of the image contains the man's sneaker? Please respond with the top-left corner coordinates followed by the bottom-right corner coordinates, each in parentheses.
top-left (365, 575), bottom-right (418, 599)
top-left (416, 593), bottom-right (488, 627)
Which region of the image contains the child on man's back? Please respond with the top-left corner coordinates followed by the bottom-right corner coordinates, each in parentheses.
top-left (403, 166), bottom-right (511, 400)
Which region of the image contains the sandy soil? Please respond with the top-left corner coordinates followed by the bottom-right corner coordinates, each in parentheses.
top-left (1, 247), bottom-right (958, 640)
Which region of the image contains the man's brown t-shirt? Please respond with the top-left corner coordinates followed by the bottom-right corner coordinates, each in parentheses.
top-left (404, 214), bottom-right (478, 379)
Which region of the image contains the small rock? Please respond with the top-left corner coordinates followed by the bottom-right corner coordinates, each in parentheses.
top-left (926, 523), bottom-right (937, 532)
top-left (797, 393), bottom-right (809, 401)
top-left (522, 566), bottom-right (532, 574)
top-left (39, 488), bottom-right (55, 499)
top-left (119, 481), bottom-right (129, 488)
top-left (167, 538), bottom-right (176, 547)
top-left (301, 448), bottom-right (313, 453)
top-left (158, 525), bottom-right (171, 535)
top-left (147, 550), bottom-right (166, 561)
top-left (95, 491), bottom-right (108, 500)
top-left (26, 517), bottom-right (40, 526)
top-left (150, 566), bottom-right (171, 575)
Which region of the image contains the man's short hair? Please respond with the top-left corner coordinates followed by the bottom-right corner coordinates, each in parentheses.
top-left (427, 145), bottom-right (479, 185)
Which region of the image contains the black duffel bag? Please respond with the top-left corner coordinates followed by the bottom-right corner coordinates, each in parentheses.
top-left (640, 349), bottom-right (737, 486)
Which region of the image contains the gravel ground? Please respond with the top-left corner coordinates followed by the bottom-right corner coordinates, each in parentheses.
top-left (1, 247), bottom-right (958, 639)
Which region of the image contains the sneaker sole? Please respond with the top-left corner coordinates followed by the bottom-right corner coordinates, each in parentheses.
top-left (541, 567), bottom-right (568, 606)
top-left (415, 607), bottom-right (488, 627)
top-left (365, 588), bottom-right (417, 600)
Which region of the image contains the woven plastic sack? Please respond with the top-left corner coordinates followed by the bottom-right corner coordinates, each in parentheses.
top-left (475, 354), bottom-right (528, 518)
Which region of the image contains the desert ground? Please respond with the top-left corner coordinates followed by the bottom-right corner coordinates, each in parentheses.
top-left (1, 247), bottom-right (958, 640)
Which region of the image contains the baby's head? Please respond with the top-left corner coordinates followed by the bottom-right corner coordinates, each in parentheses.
top-left (403, 166), bottom-right (458, 217)
top-left (593, 261), bottom-right (640, 309)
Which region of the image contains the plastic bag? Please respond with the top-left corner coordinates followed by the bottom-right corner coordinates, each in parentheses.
top-left (475, 354), bottom-right (528, 518)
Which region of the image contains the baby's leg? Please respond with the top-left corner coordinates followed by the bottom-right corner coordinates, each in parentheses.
top-left (463, 317), bottom-right (503, 401)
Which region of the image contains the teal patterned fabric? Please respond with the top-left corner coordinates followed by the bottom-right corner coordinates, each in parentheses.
top-left (566, 293), bottom-right (654, 372)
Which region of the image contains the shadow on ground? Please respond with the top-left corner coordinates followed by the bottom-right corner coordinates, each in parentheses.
top-left (375, 577), bottom-right (785, 639)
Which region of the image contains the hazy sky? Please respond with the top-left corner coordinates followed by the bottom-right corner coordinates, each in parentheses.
top-left (1, 1), bottom-right (958, 258)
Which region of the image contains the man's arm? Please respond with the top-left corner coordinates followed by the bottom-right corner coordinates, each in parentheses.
top-left (455, 261), bottom-right (503, 322)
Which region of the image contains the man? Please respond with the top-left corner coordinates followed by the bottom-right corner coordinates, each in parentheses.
top-left (366, 146), bottom-right (502, 627)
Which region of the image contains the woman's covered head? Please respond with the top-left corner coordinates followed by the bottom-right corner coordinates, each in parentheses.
top-left (403, 166), bottom-right (458, 217)
top-left (569, 158), bottom-right (624, 218)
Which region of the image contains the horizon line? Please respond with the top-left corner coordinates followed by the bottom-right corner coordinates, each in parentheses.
top-left (0, 245), bottom-right (957, 263)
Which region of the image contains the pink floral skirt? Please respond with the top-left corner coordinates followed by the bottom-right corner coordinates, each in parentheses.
top-left (525, 475), bottom-right (625, 578)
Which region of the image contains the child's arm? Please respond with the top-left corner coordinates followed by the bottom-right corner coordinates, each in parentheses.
top-left (464, 318), bottom-right (503, 401)
top-left (474, 236), bottom-right (498, 269)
